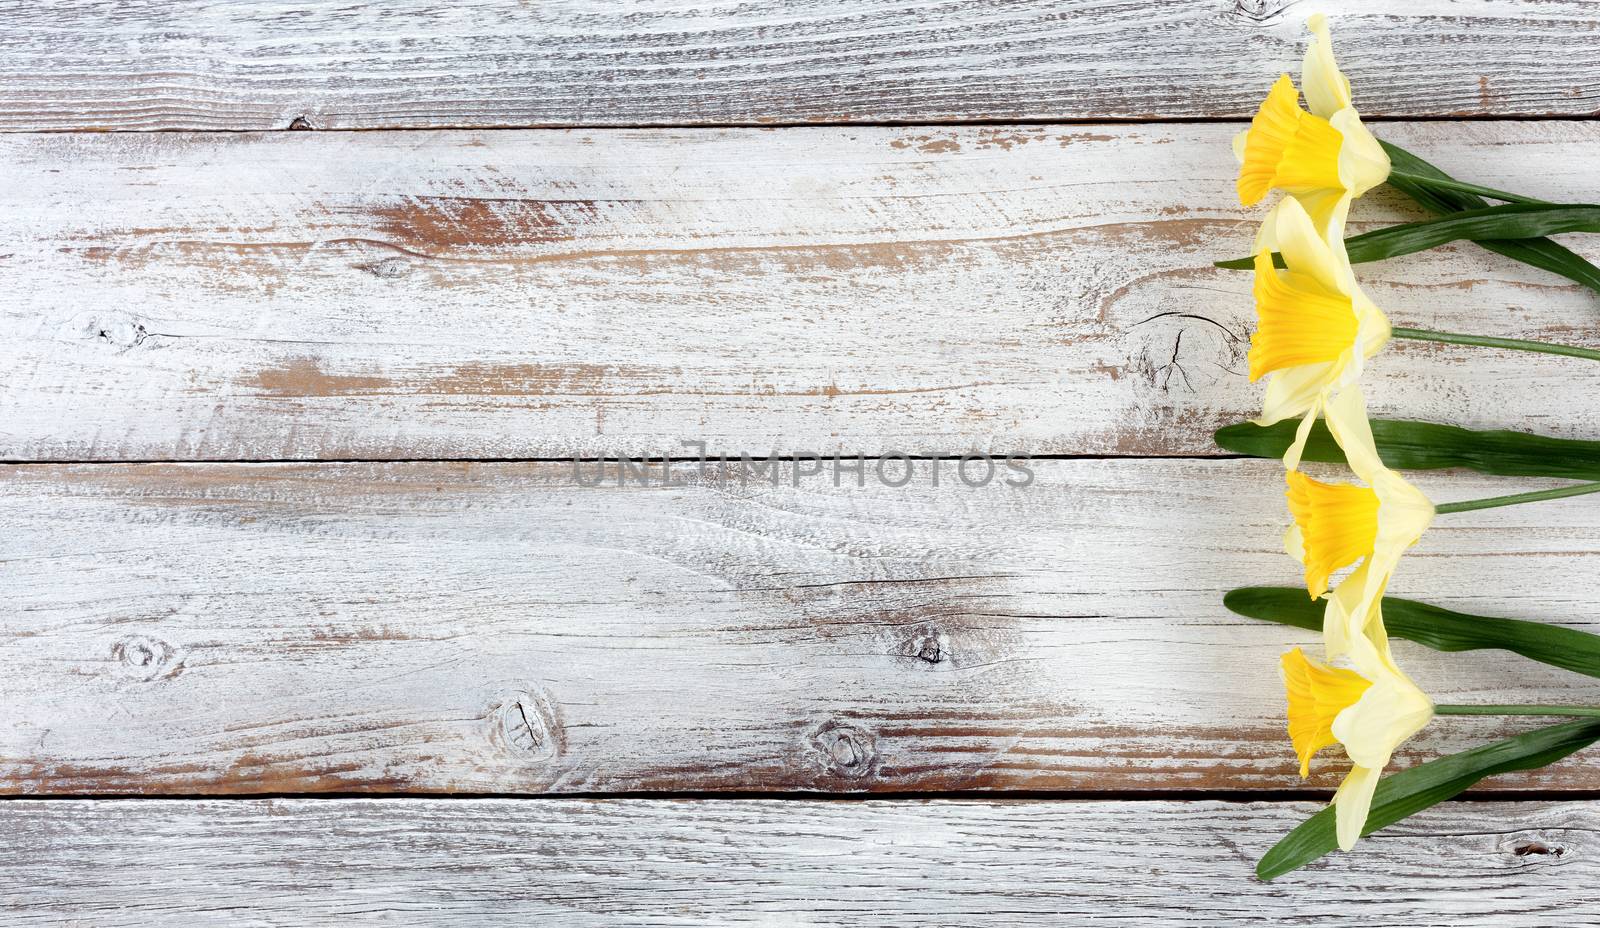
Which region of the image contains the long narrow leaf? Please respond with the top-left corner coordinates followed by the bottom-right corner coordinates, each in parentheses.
top-left (1224, 587), bottom-right (1600, 679)
top-left (1215, 202), bottom-right (1600, 270)
top-left (1381, 141), bottom-right (1494, 209)
top-left (1258, 719), bottom-right (1600, 879)
top-left (1381, 140), bottom-right (1600, 295)
top-left (1214, 418), bottom-right (1600, 480)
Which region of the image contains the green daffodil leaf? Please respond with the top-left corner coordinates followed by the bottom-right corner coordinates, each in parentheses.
top-left (1381, 141), bottom-right (1600, 296)
top-left (1256, 718), bottom-right (1600, 880)
top-left (1225, 587), bottom-right (1600, 679)
top-left (1214, 418), bottom-right (1600, 480)
top-left (1214, 203), bottom-right (1600, 271)
top-left (1216, 142), bottom-right (1600, 294)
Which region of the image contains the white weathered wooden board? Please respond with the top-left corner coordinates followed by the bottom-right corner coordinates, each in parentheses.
top-left (2, 1), bottom-right (1598, 130)
top-left (4, 797), bottom-right (1595, 924)
top-left (8, 458), bottom-right (1600, 794)
top-left (5, 122), bottom-right (1600, 461)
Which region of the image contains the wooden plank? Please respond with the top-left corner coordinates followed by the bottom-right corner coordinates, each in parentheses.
top-left (2, 1), bottom-right (1599, 130)
top-left (8, 458), bottom-right (1600, 794)
top-left (5, 797), bottom-right (1596, 924)
top-left (5, 122), bottom-right (1600, 461)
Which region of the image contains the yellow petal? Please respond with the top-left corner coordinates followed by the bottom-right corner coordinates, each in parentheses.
top-left (1333, 764), bottom-right (1381, 851)
top-left (1301, 14), bottom-right (1352, 119)
top-left (1284, 469), bottom-right (1379, 598)
top-left (1280, 647), bottom-right (1372, 777)
top-left (1249, 253), bottom-right (1359, 382)
top-left (1238, 75), bottom-right (1346, 207)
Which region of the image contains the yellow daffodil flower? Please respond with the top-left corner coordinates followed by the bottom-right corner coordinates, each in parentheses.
top-left (1283, 388), bottom-right (1434, 651)
top-left (1281, 616), bottom-right (1433, 851)
top-left (1235, 15), bottom-right (1389, 238)
top-left (1249, 197), bottom-right (1390, 469)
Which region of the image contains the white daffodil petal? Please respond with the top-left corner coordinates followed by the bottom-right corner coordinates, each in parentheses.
top-left (1301, 13), bottom-right (1352, 118)
top-left (1270, 197), bottom-right (1346, 294)
top-left (1284, 404), bottom-right (1322, 471)
top-left (1321, 561), bottom-right (1374, 660)
top-left (1352, 289), bottom-right (1393, 358)
top-left (1333, 764), bottom-right (1382, 851)
top-left (1330, 108), bottom-right (1392, 198)
top-left (1333, 628), bottom-right (1434, 767)
top-left (1323, 385), bottom-right (1384, 484)
top-left (1334, 682), bottom-right (1433, 770)
top-left (1258, 366), bottom-right (1330, 427)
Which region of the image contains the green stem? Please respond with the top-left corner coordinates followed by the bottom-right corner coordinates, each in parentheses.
top-left (1391, 326), bottom-right (1600, 363)
top-left (1388, 170), bottom-right (1551, 206)
top-left (1437, 704), bottom-right (1600, 718)
top-left (1436, 481), bottom-right (1600, 515)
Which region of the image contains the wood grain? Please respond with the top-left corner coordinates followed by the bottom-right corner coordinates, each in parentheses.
top-left (6, 797), bottom-right (1598, 924)
top-left (8, 458), bottom-right (1600, 794)
top-left (2, 1), bottom-right (1598, 130)
top-left (6, 122), bottom-right (1600, 461)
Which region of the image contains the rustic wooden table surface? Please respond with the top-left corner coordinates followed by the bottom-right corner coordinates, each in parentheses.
top-left (5, 1), bottom-right (1600, 924)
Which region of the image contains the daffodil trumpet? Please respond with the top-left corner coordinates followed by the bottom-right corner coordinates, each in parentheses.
top-left (1247, 198), bottom-right (1389, 470)
top-left (1235, 15), bottom-right (1389, 238)
top-left (1281, 388), bottom-right (1433, 651)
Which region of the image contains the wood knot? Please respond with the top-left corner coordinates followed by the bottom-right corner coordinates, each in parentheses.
top-left (72, 311), bottom-right (151, 350)
top-left (287, 116), bottom-right (315, 130)
top-left (1127, 311), bottom-right (1246, 396)
top-left (1231, 0), bottom-right (1289, 24)
top-left (897, 624), bottom-right (952, 668)
top-left (486, 687), bottom-right (564, 762)
top-left (1512, 840), bottom-right (1565, 859)
top-left (356, 256), bottom-right (412, 279)
top-left (111, 634), bottom-right (184, 682)
top-left (807, 720), bottom-right (879, 779)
